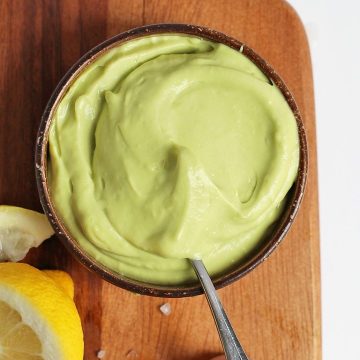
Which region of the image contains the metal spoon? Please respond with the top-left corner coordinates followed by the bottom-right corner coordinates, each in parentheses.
top-left (190, 259), bottom-right (250, 360)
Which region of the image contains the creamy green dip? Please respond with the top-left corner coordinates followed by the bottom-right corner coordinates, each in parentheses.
top-left (48, 35), bottom-right (299, 285)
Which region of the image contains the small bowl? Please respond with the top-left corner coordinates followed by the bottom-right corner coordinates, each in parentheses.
top-left (35, 23), bottom-right (308, 297)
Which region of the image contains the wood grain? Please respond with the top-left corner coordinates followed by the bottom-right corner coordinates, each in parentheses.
top-left (0, 1), bottom-right (321, 359)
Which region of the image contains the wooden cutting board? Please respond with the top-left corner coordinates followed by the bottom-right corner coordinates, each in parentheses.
top-left (0, 0), bottom-right (321, 359)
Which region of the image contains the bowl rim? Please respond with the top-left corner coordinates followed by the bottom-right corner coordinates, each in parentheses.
top-left (35, 23), bottom-right (308, 298)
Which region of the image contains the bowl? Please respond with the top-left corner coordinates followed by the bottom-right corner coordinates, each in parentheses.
top-left (35, 23), bottom-right (308, 297)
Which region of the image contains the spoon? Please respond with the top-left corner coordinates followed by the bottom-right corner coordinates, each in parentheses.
top-left (190, 259), bottom-right (250, 360)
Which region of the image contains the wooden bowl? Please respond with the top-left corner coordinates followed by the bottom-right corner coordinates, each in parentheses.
top-left (35, 24), bottom-right (308, 297)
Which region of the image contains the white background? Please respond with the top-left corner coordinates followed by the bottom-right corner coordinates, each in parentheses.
top-left (287, 1), bottom-right (360, 359)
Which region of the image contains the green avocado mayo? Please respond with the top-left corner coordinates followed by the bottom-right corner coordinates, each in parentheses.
top-left (48, 35), bottom-right (299, 285)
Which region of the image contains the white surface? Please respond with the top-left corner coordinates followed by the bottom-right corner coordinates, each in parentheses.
top-left (287, 1), bottom-right (360, 359)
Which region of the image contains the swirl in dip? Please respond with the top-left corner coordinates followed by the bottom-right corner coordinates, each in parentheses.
top-left (48, 35), bottom-right (299, 285)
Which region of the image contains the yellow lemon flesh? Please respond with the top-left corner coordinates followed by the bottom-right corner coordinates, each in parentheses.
top-left (0, 263), bottom-right (83, 360)
top-left (0, 206), bottom-right (54, 262)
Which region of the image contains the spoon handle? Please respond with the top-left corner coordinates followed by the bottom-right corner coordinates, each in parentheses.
top-left (191, 259), bottom-right (249, 360)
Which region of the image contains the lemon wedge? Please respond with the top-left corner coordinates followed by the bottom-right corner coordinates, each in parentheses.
top-left (42, 270), bottom-right (75, 300)
top-left (0, 263), bottom-right (84, 360)
top-left (0, 206), bottom-right (54, 262)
